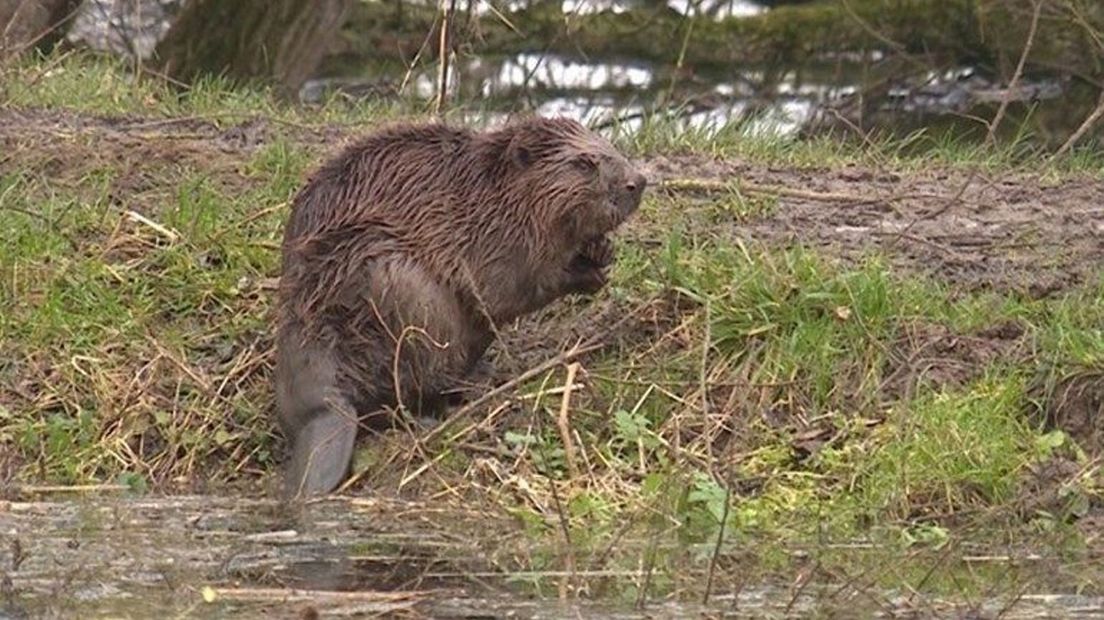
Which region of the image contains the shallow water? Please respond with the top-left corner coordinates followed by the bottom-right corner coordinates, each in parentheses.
top-left (3, 493), bottom-right (1104, 619)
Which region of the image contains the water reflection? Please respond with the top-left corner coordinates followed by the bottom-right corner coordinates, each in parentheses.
top-left (883, 66), bottom-right (1065, 114)
top-left (561, 0), bottom-right (765, 18)
top-left (666, 0), bottom-right (765, 18)
top-left (485, 53), bottom-right (653, 92)
top-left (306, 51), bottom-right (824, 137)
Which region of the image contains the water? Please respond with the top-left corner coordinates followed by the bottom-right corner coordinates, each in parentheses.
top-left (67, 0), bottom-right (184, 59)
top-left (5, 494), bottom-right (1103, 618)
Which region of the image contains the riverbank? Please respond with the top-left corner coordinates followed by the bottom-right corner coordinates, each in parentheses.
top-left (2, 52), bottom-right (1102, 619)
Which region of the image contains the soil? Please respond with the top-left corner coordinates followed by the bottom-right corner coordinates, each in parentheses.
top-left (643, 155), bottom-right (1104, 299)
top-left (1034, 370), bottom-right (1104, 457)
top-left (882, 319), bottom-right (1029, 401)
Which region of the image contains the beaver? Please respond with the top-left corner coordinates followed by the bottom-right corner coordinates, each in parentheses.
top-left (274, 116), bottom-right (646, 499)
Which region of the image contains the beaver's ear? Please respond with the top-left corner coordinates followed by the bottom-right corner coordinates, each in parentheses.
top-left (506, 133), bottom-right (535, 169)
top-left (570, 153), bottom-right (598, 174)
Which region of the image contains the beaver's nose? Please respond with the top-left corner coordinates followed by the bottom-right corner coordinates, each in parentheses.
top-left (625, 173), bottom-right (647, 194)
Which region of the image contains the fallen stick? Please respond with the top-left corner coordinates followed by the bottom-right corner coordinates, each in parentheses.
top-left (14, 483), bottom-right (131, 494)
top-left (204, 586), bottom-right (427, 603)
top-left (659, 178), bottom-right (946, 205)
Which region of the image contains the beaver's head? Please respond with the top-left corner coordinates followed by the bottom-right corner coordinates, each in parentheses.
top-left (496, 116), bottom-right (646, 261)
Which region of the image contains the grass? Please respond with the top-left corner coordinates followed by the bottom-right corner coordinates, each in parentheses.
top-left (2, 51), bottom-right (1104, 607)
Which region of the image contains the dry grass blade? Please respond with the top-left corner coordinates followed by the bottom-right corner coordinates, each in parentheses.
top-left (125, 210), bottom-right (180, 241)
top-left (13, 483), bottom-right (131, 495)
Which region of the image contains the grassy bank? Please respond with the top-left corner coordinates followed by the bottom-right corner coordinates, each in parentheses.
top-left (2, 52), bottom-right (1103, 603)
top-left (6, 52), bottom-right (1104, 174)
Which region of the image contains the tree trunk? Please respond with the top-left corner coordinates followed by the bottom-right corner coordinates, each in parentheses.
top-left (153, 0), bottom-right (350, 97)
top-left (0, 0), bottom-right (82, 59)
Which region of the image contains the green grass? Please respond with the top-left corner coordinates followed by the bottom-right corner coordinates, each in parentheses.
top-left (468, 232), bottom-right (1102, 599)
top-left (2, 51), bottom-right (1104, 606)
top-left (0, 51), bottom-right (399, 124)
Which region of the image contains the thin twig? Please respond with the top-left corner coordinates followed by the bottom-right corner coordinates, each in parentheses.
top-left (419, 342), bottom-right (600, 445)
top-left (985, 0), bottom-right (1042, 146)
top-left (395, 302), bottom-right (653, 489)
top-left (14, 483), bottom-right (130, 494)
top-left (839, 0), bottom-right (932, 75)
top-left (1052, 87), bottom-right (1104, 158)
top-left (549, 478), bottom-right (578, 600)
top-left (207, 586), bottom-right (425, 603)
top-left (701, 299), bottom-right (728, 605)
top-left (398, 14), bottom-right (441, 96)
top-left (419, 300), bottom-right (653, 445)
top-left (703, 485), bottom-right (730, 604)
top-left (478, 0), bottom-right (521, 35)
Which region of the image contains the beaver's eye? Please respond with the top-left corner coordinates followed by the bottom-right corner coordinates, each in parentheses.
top-left (571, 156), bottom-right (598, 174)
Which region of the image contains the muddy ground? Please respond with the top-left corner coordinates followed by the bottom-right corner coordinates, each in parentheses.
top-left (642, 156), bottom-right (1104, 299)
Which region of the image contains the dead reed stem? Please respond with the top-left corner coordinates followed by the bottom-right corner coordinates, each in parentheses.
top-left (555, 362), bottom-right (581, 479)
top-left (434, 0), bottom-right (457, 114)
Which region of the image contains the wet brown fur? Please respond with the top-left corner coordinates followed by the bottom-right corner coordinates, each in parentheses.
top-left (274, 116), bottom-right (646, 499)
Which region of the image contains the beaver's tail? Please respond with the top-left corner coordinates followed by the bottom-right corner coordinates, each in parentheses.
top-left (282, 401), bottom-right (359, 501)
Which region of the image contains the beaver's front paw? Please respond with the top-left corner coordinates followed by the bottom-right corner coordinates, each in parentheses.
top-left (564, 236), bottom-right (614, 295)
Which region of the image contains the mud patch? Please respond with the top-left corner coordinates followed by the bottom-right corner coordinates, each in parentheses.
top-left (1036, 369), bottom-right (1104, 456)
top-left (883, 320), bottom-right (1028, 400)
top-left (645, 155), bottom-right (1104, 296)
top-left (1014, 455), bottom-right (1090, 521)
